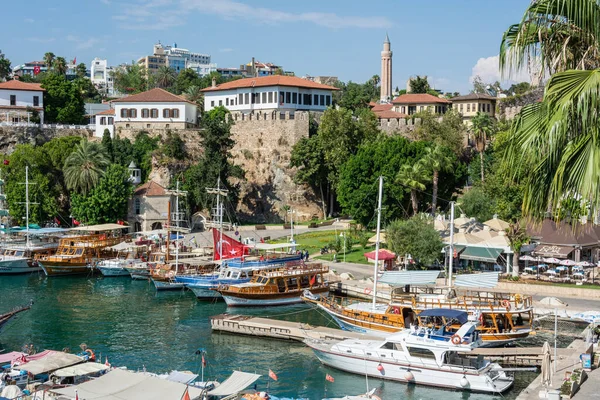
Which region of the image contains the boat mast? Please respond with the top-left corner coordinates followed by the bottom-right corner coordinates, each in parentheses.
top-left (448, 201), bottom-right (455, 287)
top-left (166, 201), bottom-right (171, 263)
top-left (206, 179), bottom-right (228, 261)
top-left (371, 176), bottom-right (384, 310)
top-left (175, 181), bottom-right (179, 272)
top-left (25, 166), bottom-right (30, 247)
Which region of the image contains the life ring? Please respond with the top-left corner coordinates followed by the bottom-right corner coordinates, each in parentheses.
top-left (364, 287), bottom-right (372, 295)
top-left (392, 307), bottom-right (400, 315)
top-left (85, 349), bottom-right (96, 361)
top-left (451, 335), bottom-right (461, 345)
top-left (502, 300), bottom-right (511, 311)
top-left (478, 313), bottom-right (484, 325)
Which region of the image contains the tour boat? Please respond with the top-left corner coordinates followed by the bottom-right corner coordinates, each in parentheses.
top-left (305, 310), bottom-right (513, 394)
top-left (216, 263), bottom-right (331, 307)
top-left (0, 245), bottom-right (56, 275)
top-left (97, 243), bottom-right (150, 277)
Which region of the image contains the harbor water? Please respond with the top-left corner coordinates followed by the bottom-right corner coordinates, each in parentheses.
top-left (0, 274), bottom-right (558, 399)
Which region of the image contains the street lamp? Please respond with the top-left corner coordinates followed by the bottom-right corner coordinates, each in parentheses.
top-left (339, 232), bottom-right (346, 263)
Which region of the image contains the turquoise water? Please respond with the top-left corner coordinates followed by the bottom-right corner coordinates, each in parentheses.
top-left (0, 274), bottom-right (540, 400)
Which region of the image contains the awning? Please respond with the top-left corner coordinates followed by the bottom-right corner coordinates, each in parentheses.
top-left (208, 371), bottom-right (261, 396)
top-left (454, 272), bottom-right (499, 288)
top-left (533, 244), bottom-right (574, 258)
top-left (164, 371), bottom-right (198, 384)
top-left (364, 249), bottom-right (396, 261)
top-left (15, 352), bottom-right (83, 375)
top-left (51, 369), bottom-right (205, 400)
top-left (418, 309), bottom-right (468, 324)
top-left (379, 271), bottom-right (440, 286)
top-left (460, 247), bottom-right (503, 263)
top-left (71, 223), bottom-right (129, 231)
top-left (0, 352), bottom-right (25, 364)
top-left (52, 362), bottom-right (109, 378)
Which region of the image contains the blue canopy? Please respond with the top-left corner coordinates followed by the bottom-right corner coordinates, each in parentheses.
top-left (418, 309), bottom-right (468, 324)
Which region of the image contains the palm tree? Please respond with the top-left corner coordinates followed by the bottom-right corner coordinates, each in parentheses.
top-left (501, 0), bottom-right (600, 217)
top-left (53, 57), bottom-right (68, 76)
top-left (470, 112), bottom-right (495, 183)
top-left (420, 145), bottom-right (454, 214)
top-left (155, 66), bottom-right (176, 89)
top-left (185, 85), bottom-right (204, 110)
top-left (371, 74), bottom-right (380, 87)
top-left (396, 162), bottom-right (430, 215)
top-left (43, 52), bottom-right (55, 71)
top-left (506, 222), bottom-right (528, 278)
top-left (64, 140), bottom-right (110, 196)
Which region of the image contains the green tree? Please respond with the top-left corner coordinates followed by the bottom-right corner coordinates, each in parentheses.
top-left (471, 75), bottom-right (487, 94)
top-left (458, 187), bottom-right (496, 222)
top-left (470, 112), bottom-right (495, 182)
top-left (53, 57), bottom-right (67, 76)
top-left (41, 73), bottom-right (85, 124)
top-left (112, 136), bottom-right (135, 167)
top-left (411, 109), bottom-right (466, 155)
top-left (420, 144), bottom-right (454, 213)
top-left (70, 164), bottom-right (133, 224)
top-left (161, 131), bottom-right (187, 160)
top-left (184, 85), bottom-right (204, 114)
top-left (396, 162), bottom-right (430, 215)
top-left (111, 63), bottom-right (148, 94)
top-left (43, 52), bottom-right (55, 71)
top-left (386, 215), bottom-right (443, 266)
top-left (64, 140), bottom-right (110, 196)
top-left (335, 82), bottom-right (374, 111)
top-left (506, 222), bottom-right (528, 277)
top-left (101, 129), bottom-right (114, 161)
top-left (75, 63), bottom-right (87, 78)
top-left (0, 57), bottom-right (11, 81)
top-left (42, 135), bottom-right (83, 201)
top-left (290, 135), bottom-right (329, 218)
top-left (409, 76), bottom-right (430, 93)
top-left (371, 74), bottom-right (380, 87)
top-left (73, 77), bottom-right (101, 102)
top-left (132, 131), bottom-right (160, 181)
top-left (174, 68), bottom-right (200, 94)
top-left (507, 82), bottom-right (532, 96)
top-left (154, 66), bottom-right (176, 89)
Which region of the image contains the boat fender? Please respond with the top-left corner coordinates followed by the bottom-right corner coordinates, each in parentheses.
top-left (404, 371), bottom-right (415, 381)
top-left (460, 376), bottom-right (470, 388)
top-left (364, 287), bottom-right (372, 295)
top-left (451, 334), bottom-right (461, 345)
top-left (85, 349), bottom-right (96, 361)
top-left (392, 307), bottom-right (400, 315)
top-left (502, 300), bottom-right (511, 311)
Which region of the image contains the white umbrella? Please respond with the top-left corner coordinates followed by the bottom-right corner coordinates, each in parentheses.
top-left (559, 259), bottom-right (577, 266)
top-left (577, 261), bottom-right (594, 267)
top-left (543, 257), bottom-right (561, 264)
top-left (541, 341), bottom-right (552, 388)
top-left (520, 255), bottom-right (535, 261)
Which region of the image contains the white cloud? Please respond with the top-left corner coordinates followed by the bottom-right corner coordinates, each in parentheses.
top-left (27, 37), bottom-right (56, 43)
top-left (100, 0), bottom-right (110, 4)
top-left (219, 48), bottom-right (234, 53)
top-left (67, 35), bottom-right (101, 50)
top-left (470, 55), bottom-right (531, 87)
top-left (24, 18), bottom-right (34, 23)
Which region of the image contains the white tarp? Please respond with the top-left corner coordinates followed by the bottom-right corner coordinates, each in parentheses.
top-left (52, 362), bottom-right (109, 378)
top-left (378, 271), bottom-right (440, 286)
top-left (51, 369), bottom-right (204, 400)
top-left (109, 242), bottom-right (147, 251)
top-left (164, 370), bottom-right (198, 384)
top-left (72, 224), bottom-right (129, 232)
top-left (454, 272), bottom-right (499, 288)
top-left (14, 352), bottom-right (84, 375)
top-left (208, 371), bottom-right (261, 396)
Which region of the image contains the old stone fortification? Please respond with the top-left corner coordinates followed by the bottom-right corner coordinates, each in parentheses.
top-left (378, 117), bottom-right (422, 135)
top-left (0, 126), bottom-right (93, 154)
top-left (497, 86), bottom-right (544, 120)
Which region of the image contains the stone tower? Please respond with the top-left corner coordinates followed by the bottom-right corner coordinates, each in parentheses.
top-left (380, 33), bottom-right (393, 103)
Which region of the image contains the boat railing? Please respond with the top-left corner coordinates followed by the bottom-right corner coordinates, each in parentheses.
top-left (256, 263), bottom-right (328, 278)
top-left (391, 292), bottom-right (532, 312)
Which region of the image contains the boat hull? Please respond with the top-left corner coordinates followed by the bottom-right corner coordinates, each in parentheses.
top-left (309, 347), bottom-right (513, 394)
top-left (97, 266), bottom-right (130, 277)
top-left (39, 262), bottom-right (93, 277)
top-left (152, 279), bottom-right (185, 291)
top-left (0, 258), bottom-right (41, 275)
top-left (222, 287), bottom-right (329, 307)
top-left (188, 285), bottom-right (222, 299)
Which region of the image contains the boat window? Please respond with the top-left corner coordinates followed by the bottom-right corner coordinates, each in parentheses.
top-left (15, 251), bottom-right (24, 256)
top-left (406, 346), bottom-right (436, 359)
top-left (300, 276), bottom-right (309, 286)
top-left (68, 249), bottom-right (76, 255)
top-left (75, 249), bottom-right (83, 255)
top-left (287, 278), bottom-right (298, 288)
top-left (380, 342), bottom-right (395, 350)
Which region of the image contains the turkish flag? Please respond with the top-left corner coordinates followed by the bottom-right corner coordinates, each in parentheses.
top-left (268, 369), bottom-right (278, 381)
top-left (326, 374), bottom-right (334, 382)
top-left (212, 229), bottom-right (248, 261)
top-left (310, 275), bottom-right (316, 286)
top-left (33, 66), bottom-right (41, 75)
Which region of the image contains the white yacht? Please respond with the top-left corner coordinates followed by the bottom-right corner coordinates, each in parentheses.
top-left (305, 310), bottom-right (513, 394)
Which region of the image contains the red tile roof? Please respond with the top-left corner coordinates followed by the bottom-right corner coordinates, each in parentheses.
top-left (95, 109), bottom-right (115, 116)
top-left (0, 105), bottom-right (43, 111)
top-left (373, 109), bottom-right (408, 119)
top-left (0, 80), bottom-right (45, 92)
top-left (134, 180), bottom-right (167, 197)
top-left (392, 93), bottom-right (449, 104)
top-left (111, 88), bottom-right (193, 104)
top-left (201, 75), bottom-right (339, 92)
top-left (369, 103), bottom-right (394, 112)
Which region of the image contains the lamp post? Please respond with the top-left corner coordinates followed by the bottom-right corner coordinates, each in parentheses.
top-left (339, 232), bottom-right (346, 263)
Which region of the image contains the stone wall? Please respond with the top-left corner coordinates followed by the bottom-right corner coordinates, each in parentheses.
top-left (378, 117), bottom-right (422, 135)
top-left (0, 126), bottom-right (93, 154)
top-left (496, 86), bottom-right (544, 120)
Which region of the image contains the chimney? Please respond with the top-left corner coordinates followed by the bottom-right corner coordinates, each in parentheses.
top-left (211, 78), bottom-right (216, 88)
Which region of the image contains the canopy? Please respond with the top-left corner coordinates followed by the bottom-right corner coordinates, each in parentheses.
top-left (368, 232), bottom-right (387, 244)
top-left (379, 271), bottom-right (440, 286)
top-left (364, 248), bottom-right (396, 261)
top-left (52, 362), bottom-right (109, 378)
top-left (519, 255), bottom-right (536, 261)
top-left (0, 351), bottom-right (25, 364)
top-left (533, 244), bottom-right (574, 258)
top-left (418, 309), bottom-right (468, 324)
top-left (72, 223), bottom-right (129, 232)
top-left (15, 352), bottom-right (83, 375)
top-left (208, 371), bottom-right (261, 396)
top-left (460, 247), bottom-right (503, 263)
top-left (483, 216), bottom-right (510, 231)
top-left (454, 272), bottom-right (499, 288)
top-left (559, 259), bottom-right (577, 266)
top-left (110, 242), bottom-right (148, 251)
top-left (51, 369), bottom-right (205, 400)
top-left (251, 243), bottom-right (296, 250)
top-left (164, 371), bottom-right (198, 384)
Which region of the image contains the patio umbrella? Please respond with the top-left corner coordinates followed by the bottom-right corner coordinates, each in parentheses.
top-left (559, 259), bottom-right (577, 266)
top-left (577, 261), bottom-right (594, 267)
top-left (363, 248), bottom-right (396, 261)
top-left (543, 257), bottom-right (561, 264)
top-left (520, 255), bottom-right (536, 261)
top-left (541, 341), bottom-right (552, 388)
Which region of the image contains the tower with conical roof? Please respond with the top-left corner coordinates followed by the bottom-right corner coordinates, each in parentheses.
top-left (380, 34), bottom-right (393, 103)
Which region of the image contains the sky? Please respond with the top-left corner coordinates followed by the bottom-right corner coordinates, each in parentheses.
top-left (1, 0), bottom-right (532, 94)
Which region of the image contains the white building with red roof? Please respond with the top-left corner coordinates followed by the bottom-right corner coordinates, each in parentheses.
top-left (201, 75), bottom-right (339, 114)
top-left (110, 88), bottom-right (198, 130)
top-left (391, 93), bottom-right (450, 115)
top-left (94, 108), bottom-right (115, 137)
top-left (0, 80), bottom-right (45, 124)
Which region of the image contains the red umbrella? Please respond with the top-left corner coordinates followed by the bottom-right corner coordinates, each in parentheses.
top-left (364, 248), bottom-right (396, 261)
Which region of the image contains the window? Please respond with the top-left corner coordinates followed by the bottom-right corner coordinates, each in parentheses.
top-left (459, 104), bottom-right (463, 112)
top-left (151, 109), bottom-right (158, 118)
top-left (211, 101), bottom-right (215, 107)
top-left (304, 93), bottom-right (312, 105)
top-left (147, 124), bottom-right (151, 128)
top-left (134, 198), bottom-right (141, 215)
top-left (487, 103), bottom-right (491, 113)
top-left (473, 103), bottom-right (476, 112)
top-left (219, 100), bottom-right (222, 106)
top-left (251, 93), bottom-right (255, 104)
top-left (285, 92), bottom-right (291, 103)
top-left (320, 95), bottom-right (325, 106)
top-left (256, 93), bottom-right (261, 104)
top-left (406, 346), bottom-right (436, 359)
top-left (100, 117), bottom-right (106, 125)
top-left (279, 92), bottom-right (284, 104)
top-left (163, 109), bottom-right (171, 118)
top-left (262, 92), bottom-right (267, 103)
top-left (142, 108), bottom-right (149, 118)
top-left (466, 104), bottom-right (470, 112)
top-left (126, 123), bottom-right (130, 128)
top-left (172, 109), bottom-right (179, 118)
top-left (128, 109), bottom-right (137, 118)
top-left (239, 93), bottom-right (243, 105)
top-left (292, 93), bottom-right (297, 104)
top-left (166, 124), bottom-right (170, 128)
top-left (108, 117), bottom-right (113, 124)
top-left (314, 94), bottom-right (319, 105)
top-left (268, 92), bottom-right (273, 103)
top-left (33, 96), bottom-right (39, 107)
top-left (226, 98), bottom-right (229, 106)
top-left (245, 93), bottom-right (249, 104)
top-left (326, 95), bottom-right (331, 106)
top-left (9, 95), bottom-right (15, 106)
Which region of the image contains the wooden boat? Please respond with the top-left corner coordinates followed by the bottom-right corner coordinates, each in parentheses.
top-left (0, 244), bottom-right (57, 275)
top-left (216, 262), bottom-right (331, 307)
top-left (305, 285), bottom-right (534, 347)
top-left (0, 302), bottom-right (32, 332)
top-left (38, 233), bottom-right (125, 277)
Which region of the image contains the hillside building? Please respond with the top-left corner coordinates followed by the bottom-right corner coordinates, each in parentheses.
top-left (138, 42), bottom-right (214, 76)
top-left (90, 58), bottom-right (116, 96)
top-left (0, 80), bottom-right (44, 123)
top-left (450, 93), bottom-right (496, 123)
top-left (391, 93), bottom-right (450, 115)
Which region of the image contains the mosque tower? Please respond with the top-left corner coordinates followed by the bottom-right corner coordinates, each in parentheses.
top-left (380, 33), bottom-right (393, 103)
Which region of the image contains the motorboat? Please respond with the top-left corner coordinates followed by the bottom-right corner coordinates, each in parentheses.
top-left (305, 309), bottom-right (513, 393)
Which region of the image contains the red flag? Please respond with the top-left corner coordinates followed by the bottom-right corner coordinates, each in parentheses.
top-left (105, 356), bottom-right (110, 367)
top-left (73, 218), bottom-right (80, 226)
top-left (73, 57), bottom-right (77, 65)
top-left (201, 353), bottom-right (206, 367)
top-left (212, 228), bottom-right (248, 261)
top-left (181, 388), bottom-right (190, 400)
top-left (260, 237), bottom-right (265, 244)
top-left (310, 275), bottom-right (316, 286)
top-left (54, 217), bottom-right (60, 225)
top-left (326, 374), bottom-right (334, 382)
top-left (268, 369), bottom-right (278, 381)
top-left (33, 66), bottom-right (41, 75)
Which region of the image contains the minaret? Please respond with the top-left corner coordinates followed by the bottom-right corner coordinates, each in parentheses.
top-left (380, 33), bottom-right (393, 103)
